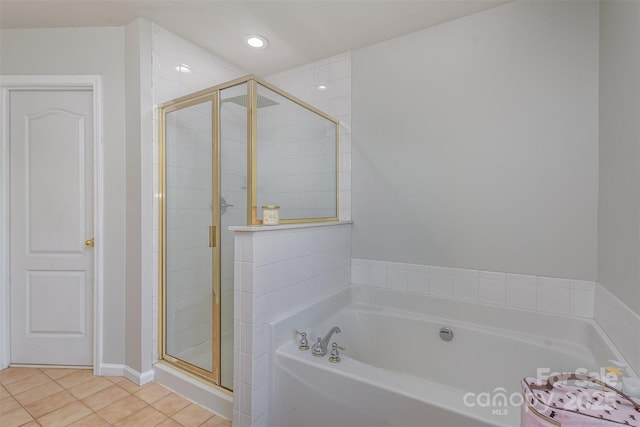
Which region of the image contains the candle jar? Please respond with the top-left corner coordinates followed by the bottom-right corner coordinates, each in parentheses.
top-left (262, 205), bottom-right (280, 225)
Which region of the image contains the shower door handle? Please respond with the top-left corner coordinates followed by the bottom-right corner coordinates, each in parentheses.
top-left (221, 196), bottom-right (234, 215)
top-left (209, 226), bottom-right (216, 248)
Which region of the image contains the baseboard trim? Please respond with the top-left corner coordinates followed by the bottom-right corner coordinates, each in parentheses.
top-left (96, 363), bottom-right (125, 377)
top-left (122, 365), bottom-right (154, 385)
top-left (92, 362), bottom-right (155, 386)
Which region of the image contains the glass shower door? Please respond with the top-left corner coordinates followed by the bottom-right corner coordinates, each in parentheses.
top-left (158, 76), bottom-right (338, 391)
top-left (219, 82), bottom-right (249, 389)
top-left (161, 95), bottom-right (220, 381)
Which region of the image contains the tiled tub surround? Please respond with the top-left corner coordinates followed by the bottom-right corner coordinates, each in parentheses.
top-left (351, 258), bottom-right (596, 318)
top-left (270, 285), bottom-right (629, 427)
top-left (232, 222), bottom-right (352, 427)
top-left (352, 258), bottom-right (640, 374)
top-left (595, 283), bottom-right (640, 375)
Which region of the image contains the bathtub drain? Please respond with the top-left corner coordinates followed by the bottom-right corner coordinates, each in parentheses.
top-left (439, 327), bottom-right (454, 342)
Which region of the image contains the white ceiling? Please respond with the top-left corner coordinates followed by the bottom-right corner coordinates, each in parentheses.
top-left (0, 0), bottom-right (509, 76)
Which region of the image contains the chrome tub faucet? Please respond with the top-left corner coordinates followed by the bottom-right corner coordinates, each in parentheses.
top-left (312, 326), bottom-right (341, 357)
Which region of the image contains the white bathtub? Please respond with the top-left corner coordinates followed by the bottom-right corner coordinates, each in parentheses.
top-left (270, 285), bottom-right (633, 427)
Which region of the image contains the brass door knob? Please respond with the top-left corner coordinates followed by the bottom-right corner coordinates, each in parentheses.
top-left (85, 238), bottom-right (95, 247)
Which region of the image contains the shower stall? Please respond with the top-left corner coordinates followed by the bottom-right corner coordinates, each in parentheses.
top-left (158, 76), bottom-right (339, 390)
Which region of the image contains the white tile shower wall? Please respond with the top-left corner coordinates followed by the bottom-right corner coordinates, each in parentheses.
top-left (151, 23), bottom-right (246, 361)
top-left (351, 258), bottom-right (596, 318)
top-left (595, 284), bottom-right (640, 374)
top-left (152, 25), bottom-right (245, 104)
top-left (233, 223), bottom-right (352, 427)
top-left (220, 97), bottom-right (249, 386)
top-left (256, 93), bottom-right (337, 220)
top-left (164, 102), bottom-right (214, 358)
top-left (220, 104), bottom-right (248, 347)
top-left (265, 52), bottom-right (352, 222)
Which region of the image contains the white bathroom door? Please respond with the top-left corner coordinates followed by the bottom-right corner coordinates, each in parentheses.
top-left (9, 89), bottom-right (94, 366)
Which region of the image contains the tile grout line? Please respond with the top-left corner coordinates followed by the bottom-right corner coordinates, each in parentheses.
top-left (5, 367), bottom-right (142, 426)
top-left (0, 367), bottom-right (230, 427)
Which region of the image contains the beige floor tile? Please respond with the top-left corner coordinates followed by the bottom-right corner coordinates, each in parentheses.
top-left (37, 400), bottom-right (92, 427)
top-left (2, 372), bottom-right (223, 427)
top-left (54, 369), bottom-right (93, 389)
top-left (0, 367), bottom-right (40, 386)
top-left (172, 403), bottom-right (214, 427)
top-left (67, 375), bottom-right (112, 399)
top-left (96, 393), bottom-right (147, 424)
top-left (1, 407), bottom-right (34, 427)
top-left (67, 412), bottom-right (111, 427)
top-left (199, 415), bottom-right (232, 427)
top-left (157, 418), bottom-right (183, 427)
top-left (13, 380), bottom-right (63, 406)
top-left (135, 382), bottom-right (172, 404)
top-left (82, 384), bottom-right (130, 411)
top-left (113, 404), bottom-right (168, 427)
top-left (24, 390), bottom-right (77, 419)
top-left (42, 368), bottom-right (80, 380)
top-left (0, 384), bottom-right (11, 400)
top-left (151, 392), bottom-right (190, 416)
top-left (3, 372), bottom-right (51, 395)
top-left (0, 395), bottom-right (21, 416)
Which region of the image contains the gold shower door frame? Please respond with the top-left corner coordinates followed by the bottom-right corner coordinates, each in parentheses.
top-left (158, 75), bottom-right (340, 389)
top-left (158, 91), bottom-right (222, 386)
top-left (246, 78), bottom-right (340, 225)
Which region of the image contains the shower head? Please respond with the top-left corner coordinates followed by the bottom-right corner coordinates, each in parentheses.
top-left (221, 94), bottom-right (279, 109)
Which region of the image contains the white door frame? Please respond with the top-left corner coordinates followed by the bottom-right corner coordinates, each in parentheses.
top-left (0, 75), bottom-right (104, 374)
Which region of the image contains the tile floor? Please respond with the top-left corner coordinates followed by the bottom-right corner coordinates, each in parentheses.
top-left (0, 367), bottom-right (231, 427)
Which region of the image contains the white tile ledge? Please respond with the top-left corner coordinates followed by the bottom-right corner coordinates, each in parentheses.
top-left (229, 221), bottom-right (352, 232)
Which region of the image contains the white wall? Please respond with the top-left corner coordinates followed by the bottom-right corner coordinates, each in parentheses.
top-left (598, 0), bottom-right (640, 315)
top-left (124, 18), bottom-right (155, 379)
top-left (595, 0), bottom-right (640, 374)
top-left (0, 27), bottom-right (127, 365)
top-left (351, 0), bottom-right (600, 281)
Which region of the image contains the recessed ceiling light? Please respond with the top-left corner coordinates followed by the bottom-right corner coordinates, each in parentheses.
top-left (245, 34), bottom-right (268, 49)
top-left (175, 64), bottom-right (191, 73)
top-left (316, 83), bottom-right (330, 91)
